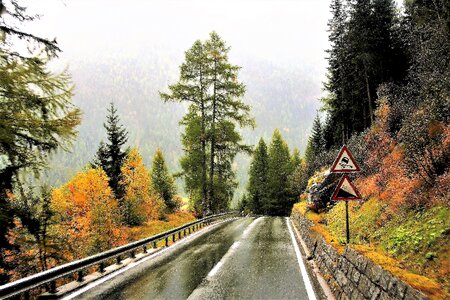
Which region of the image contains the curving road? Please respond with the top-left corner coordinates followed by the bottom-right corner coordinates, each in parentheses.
top-left (67, 217), bottom-right (315, 300)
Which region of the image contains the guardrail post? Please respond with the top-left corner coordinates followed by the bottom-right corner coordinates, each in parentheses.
top-left (188, 227), bottom-right (191, 234)
top-left (178, 231), bottom-right (181, 239)
top-left (49, 280), bottom-right (57, 294)
top-left (172, 234), bottom-right (175, 243)
top-left (143, 245), bottom-right (147, 253)
top-left (77, 270), bottom-right (84, 282)
top-left (99, 262), bottom-right (105, 273)
top-left (130, 250), bottom-right (135, 259)
top-left (165, 237), bottom-right (169, 247)
top-left (153, 241), bottom-right (157, 248)
top-left (184, 229), bottom-right (186, 236)
top-left (23, 290), bottom-right (30, 300)
top-left (116, 255), bottom-right (122, 265)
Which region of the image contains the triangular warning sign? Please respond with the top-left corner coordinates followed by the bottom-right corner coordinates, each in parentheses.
top-left (330, 145), bottom-right (361, 173)
top-left (331, 175), bottom-right (362, 201)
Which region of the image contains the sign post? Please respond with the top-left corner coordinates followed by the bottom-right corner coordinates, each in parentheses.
top-left (330, 145), bottom-right (361, 244)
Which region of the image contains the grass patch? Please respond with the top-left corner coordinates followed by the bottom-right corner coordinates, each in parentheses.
top-left (124, 211), bottom-right (196, 241)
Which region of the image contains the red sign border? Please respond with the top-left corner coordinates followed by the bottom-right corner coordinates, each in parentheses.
top-left (331, 175), bottom-right (362, 201)
top-left (330, 145), bottom-right (361, 173)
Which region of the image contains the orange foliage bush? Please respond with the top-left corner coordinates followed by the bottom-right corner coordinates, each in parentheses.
top-left (52, 168), bottom-right (127, 260)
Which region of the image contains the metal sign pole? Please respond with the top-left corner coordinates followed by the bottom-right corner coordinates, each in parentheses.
top-left (345, 200), bottom-right (350, 244)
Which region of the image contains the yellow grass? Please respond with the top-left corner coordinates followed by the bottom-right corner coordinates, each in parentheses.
top-left (124, 211), bottom-right (196, 241)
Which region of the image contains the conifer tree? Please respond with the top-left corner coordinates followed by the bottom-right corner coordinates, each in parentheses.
top-left (291, 148), bottom-right (302, 171)
top-left (204, 32), bottom-right (254, 213)
top-left (305, 115), bottom-right (325, 164)
top-left (92, 103), bottom-right (129, 199)
top-left (160, 40), bottom-right (209, 213)
top-left (266, 129), bottom-right (294, 216)
top-left (161, 32), bottom-right (254, 215)
top-left (0, 56), bottom-right (80, 283)
top-left (247, 138), bottom-right (269, 214)
top-left (151, 148), bottom-right (177, 212)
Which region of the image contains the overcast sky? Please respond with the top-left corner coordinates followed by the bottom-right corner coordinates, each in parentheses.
top-left (23, 0), bottom-right (336, 76)
top-left (23, 0), bottom-right (403, 87)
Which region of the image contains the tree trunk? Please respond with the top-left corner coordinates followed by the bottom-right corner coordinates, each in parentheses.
top-left (199, 69), bottom-right (208, 216)
top-left (364, 65), bottom-right (374, 126)
top-left (208, 58), bottom-right (218, 215)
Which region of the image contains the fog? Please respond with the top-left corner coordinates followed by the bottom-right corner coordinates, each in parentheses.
top-left (25, 0), bottom-right (334, 79)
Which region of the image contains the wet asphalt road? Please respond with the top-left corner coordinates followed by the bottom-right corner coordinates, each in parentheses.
top-left (72, 217), bottom-right (311, 300)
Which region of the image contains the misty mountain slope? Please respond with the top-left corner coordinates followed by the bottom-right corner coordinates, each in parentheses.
top-left (44, 53), bottom-right (322, 200)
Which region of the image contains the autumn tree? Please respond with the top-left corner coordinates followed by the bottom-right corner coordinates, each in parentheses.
top-left (51, 168), bottom-right (125, 258)
top-left (151, 148), bottom-right (177, 213)
top-left (120, 148), bottom-right (164, 225)
top-left (92, 102), bottom-right (129, 199)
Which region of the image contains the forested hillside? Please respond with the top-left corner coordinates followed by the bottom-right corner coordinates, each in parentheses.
top-left (44, 50), bottom-right (321, 200)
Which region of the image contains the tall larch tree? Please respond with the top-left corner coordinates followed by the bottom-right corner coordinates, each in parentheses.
top-left (160, 40), bottom-right (209, 215)
top-left (161, 32), bottom-right (254, 215)
top-left (204, 31), bottom-right (254, 213)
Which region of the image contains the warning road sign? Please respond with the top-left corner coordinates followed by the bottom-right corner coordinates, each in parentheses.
top-left (330, 145), bottom-right (361, 173)
top-left (331, 175), bottom-right (362, 201)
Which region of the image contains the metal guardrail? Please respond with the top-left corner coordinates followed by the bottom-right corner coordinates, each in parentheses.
top-left (0, 211), bottom-right (239, 299)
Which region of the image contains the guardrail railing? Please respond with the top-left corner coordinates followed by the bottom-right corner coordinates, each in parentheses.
top-left (0, 211), bottom-right (239, 299)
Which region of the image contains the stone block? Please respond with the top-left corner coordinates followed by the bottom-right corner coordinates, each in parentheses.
top-left (366, 262), bottom-right (383, 284)
top-left (369, 287), bottom-right (382, 300)
top-left (356, 254), bottom-right (369, 272)
top-left (344, 247), bottom-right (360, 267)
top-left (378, 291), bottom-right (392, 300)
top-left (336, 270), bottom-right (348, 289)
top-left (387, 277), bottom-right (407, 299)
top-left (379, 270), bottom-right (391, 292)
top-left (351, 288), bottom-right (365, 300)
top-left (351, 267), bottom-right (361, 284)
top-left (403, 287), bottom-right (428, 300)
top-left (358, 274), bottom-right (372, 298)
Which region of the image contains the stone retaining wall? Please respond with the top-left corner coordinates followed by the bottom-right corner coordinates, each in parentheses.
top-left (291, 212), bottom-right (428, 300)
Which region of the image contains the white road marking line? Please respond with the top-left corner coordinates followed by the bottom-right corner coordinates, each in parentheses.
top-left (62, 218), bottom-right (236, 300)
top-left (206, 217), bottom-right (263, 280)
top-left (286, 217), bottom-right (317, 300)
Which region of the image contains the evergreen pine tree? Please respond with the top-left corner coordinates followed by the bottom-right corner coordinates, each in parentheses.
top-left (151, 148), bottom-right (177, 212)
top-left (291, 148), bottom-right (302, 171)
top-left (266, 129), bottom-right (294, 216)
top-left (92, 103), bottom-right (129, 199)
top-left (247, 138), bottom-right (269, 214)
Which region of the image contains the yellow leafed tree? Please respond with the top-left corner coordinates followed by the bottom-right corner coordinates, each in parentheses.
top-left (120, 148), bottom-right (165, 226)
top-left (51, 168), bottom-right (126, 259)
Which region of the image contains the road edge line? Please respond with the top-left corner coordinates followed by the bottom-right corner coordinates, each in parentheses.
top-left (286, 217), bottom-right (317, 300)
